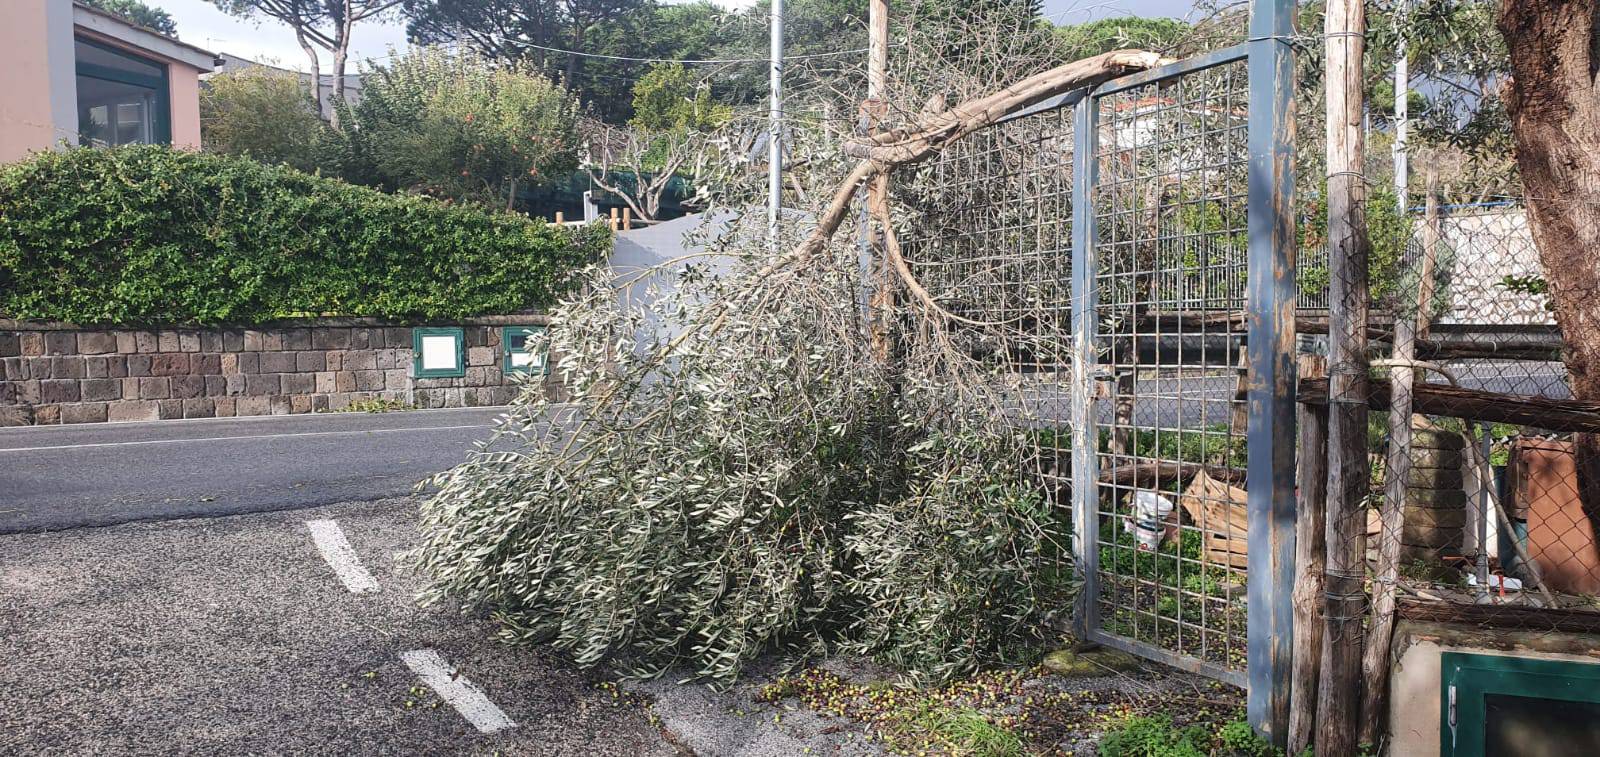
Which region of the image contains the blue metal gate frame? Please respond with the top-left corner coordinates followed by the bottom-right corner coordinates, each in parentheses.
top-left (1061, 0), bottom-right (1298, 741)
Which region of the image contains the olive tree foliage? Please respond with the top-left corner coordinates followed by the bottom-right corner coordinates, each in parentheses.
top-left (335, 47), bottom-right (580, 210)
top-left (413, 4), bottom-right (1084, 686)
top-left (200, 66), bottom-right (328, 172)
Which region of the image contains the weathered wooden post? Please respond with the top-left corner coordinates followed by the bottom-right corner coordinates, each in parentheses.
top-left (1289, 353), bottom-right (1327, 755)
top-left (1316, 0), bottom-right (1372, 753)
top-left (1246, 0), bottom-right (1299, 742)
top-left (865, 0), bottom-right (892, 363)
top-left (1361, 169), bottom-right (1437, 744)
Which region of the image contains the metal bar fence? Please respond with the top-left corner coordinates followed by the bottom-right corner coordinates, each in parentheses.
top-left (898, 2), bottom-right (1300, 740)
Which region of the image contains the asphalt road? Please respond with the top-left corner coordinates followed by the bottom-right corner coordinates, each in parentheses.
top-left (0, 498), bottom-right (679, 756)
top-left (0, 408), bottom-right (511, 534)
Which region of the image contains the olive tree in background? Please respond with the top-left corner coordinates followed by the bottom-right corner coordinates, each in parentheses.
top-left (583, 63), bottom-right (731, 221)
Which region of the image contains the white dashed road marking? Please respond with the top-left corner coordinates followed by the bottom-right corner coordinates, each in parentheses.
top-left (401, 649), bottom-right (517, 734)
top-left (305, 519), bottom-right (381, 594)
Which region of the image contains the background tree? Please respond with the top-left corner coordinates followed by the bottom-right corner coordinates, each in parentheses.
top-left (1052, 16), bottom-right (1190, 59)
top-left (584, 63), bottom-right (730, 220)
top-left (404, 0), bottom-right (651, 120)
top-left (200, 67), bottom-right (328, 172)
top-left (1496, 0), bottom-right (1600, 539)
top-left (211, 0), bottom-right (402, 126)
top-left (337, 47), bottom-right (579, 210)
top-left (82, 0), bottom-right (179, 35)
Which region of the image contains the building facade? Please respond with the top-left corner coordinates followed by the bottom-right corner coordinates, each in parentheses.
top-left (1, 0), bottom-right (219, 163)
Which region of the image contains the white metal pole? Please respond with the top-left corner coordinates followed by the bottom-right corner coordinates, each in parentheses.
top-left (1393, 3), bottom-right (1408, 211)
top-left (768, 0), bottom-right (783, 249)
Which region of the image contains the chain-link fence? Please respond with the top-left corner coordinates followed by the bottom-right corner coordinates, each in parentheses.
top-left (1322, 202), bottom-right (1600, 630)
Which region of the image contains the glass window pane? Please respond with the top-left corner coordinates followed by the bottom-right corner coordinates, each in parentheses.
top-left (115, 102), bottom-right (148, 145)
top-left (75, 39), bottom-right (163, 80)
top-left (1484, 694), bottom-right (1600, 757)
top-left (420, 335), bottom-right (459, 371)
top-left (77, 75), bottom-right (158, 146)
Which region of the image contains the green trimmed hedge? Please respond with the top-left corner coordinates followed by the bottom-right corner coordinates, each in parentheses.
top-left (0, 146), bottom-right (609, 325)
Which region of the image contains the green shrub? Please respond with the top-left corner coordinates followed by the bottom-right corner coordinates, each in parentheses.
top-left (1098, 715), bottom-right (1282, 757)
top-left (200, 66), bottom-right (330, 173)
top-left (0, 146), bottom-right (608, 325)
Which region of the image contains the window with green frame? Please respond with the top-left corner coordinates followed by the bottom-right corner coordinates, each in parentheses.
top-left (502, 326), bottom-right (550, 375)
top-left (75, 37), bottom-right (171, 147)
top-left (413, 327), bottom-right (465, 378)
top-left (1441, 651), bottom-right (1600, 757)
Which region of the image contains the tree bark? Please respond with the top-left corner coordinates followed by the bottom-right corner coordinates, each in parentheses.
top-left (1316, 1), bottom-right (1371, 755)
top-left (1497, 0), bottom-right (1600, 543)
top-left (1289, 355), bottom-right (1328, 757)
top-left (295, 31), bottom-right (327, 123)
top-left (800, 50), bottom-right (1163, 263)
top-left (329, 0), bottom-right (351, 129)
top-left (1359, 177), bottom-right (1438, 747)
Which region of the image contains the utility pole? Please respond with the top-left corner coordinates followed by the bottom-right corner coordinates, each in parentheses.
top-left (768, 0), bottom-right (784, 250)
top-left (1393, 1), bottom-right (1408, 211)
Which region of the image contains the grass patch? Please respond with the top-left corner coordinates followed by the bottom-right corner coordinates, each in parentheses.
top-left (1097, 714), bottom-right (1283, 757)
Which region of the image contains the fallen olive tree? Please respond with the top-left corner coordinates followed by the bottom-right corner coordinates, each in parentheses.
top-left (413, 35), bottom-right (1162, 685)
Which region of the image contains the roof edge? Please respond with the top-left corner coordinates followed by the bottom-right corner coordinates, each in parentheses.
top-left (72, 2), bottom-right (221, 70)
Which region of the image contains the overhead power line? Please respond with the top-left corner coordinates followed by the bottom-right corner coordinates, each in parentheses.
top-left (496, 40), bottom-right (881, 66)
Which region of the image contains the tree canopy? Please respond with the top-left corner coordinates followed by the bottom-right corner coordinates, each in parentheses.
top-left (82, 0), bottom-right (178, 36)
top-left (333, 47), bottom-right (580, 209)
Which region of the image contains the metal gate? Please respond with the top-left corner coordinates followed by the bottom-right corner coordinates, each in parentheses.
top-left (1070, 12), bottom-right (1298, 734)
top-left (899, 3), bottom-right (1297, 737)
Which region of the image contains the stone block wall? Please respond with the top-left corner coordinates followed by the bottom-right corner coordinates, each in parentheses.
top-left (0, 318), bottom-right (552, 426)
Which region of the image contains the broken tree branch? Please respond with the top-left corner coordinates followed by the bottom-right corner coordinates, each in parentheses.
top-left (792, 49), bottom-right (1165, 263)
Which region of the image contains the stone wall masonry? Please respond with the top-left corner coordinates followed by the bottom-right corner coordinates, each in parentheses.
top-left (0, 318), bottom-right (556, 426)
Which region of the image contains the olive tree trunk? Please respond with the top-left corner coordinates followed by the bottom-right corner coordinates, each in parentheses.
top-left (1497, 0), bottom-right (1600, 541)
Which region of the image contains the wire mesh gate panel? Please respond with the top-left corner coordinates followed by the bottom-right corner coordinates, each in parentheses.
top-left (897, 10), bottom-right (1298, 737)
top-left (896, 99), bottom-right (1079, 510)
top-left (1080, 54), bottom-right (1254, 685)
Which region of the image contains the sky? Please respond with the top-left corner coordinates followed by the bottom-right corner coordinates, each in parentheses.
top-left (156, 0), bottom-right (1200, 74)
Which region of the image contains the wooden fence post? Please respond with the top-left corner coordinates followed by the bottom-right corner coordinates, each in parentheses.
top-left (1316, 0), bottom-right (1372, 753)
top-left (1289, 354), bottom-right (1327, 756)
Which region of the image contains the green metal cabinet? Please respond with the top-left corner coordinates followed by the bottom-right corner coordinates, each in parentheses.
top-left (1441, 651), bottom-right (1600, 756)
top-left (412, 327), bottom-right (465, 378)
top-left (501, 326), bottom-right (549, 375)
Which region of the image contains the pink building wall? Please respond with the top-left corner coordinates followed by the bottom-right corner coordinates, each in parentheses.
top-left (167, 64), bottom-right (203, 150)
top-left (2, 0), bottom-right (214, 163)
top-left (0, 1), bottom-right (76, 162)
